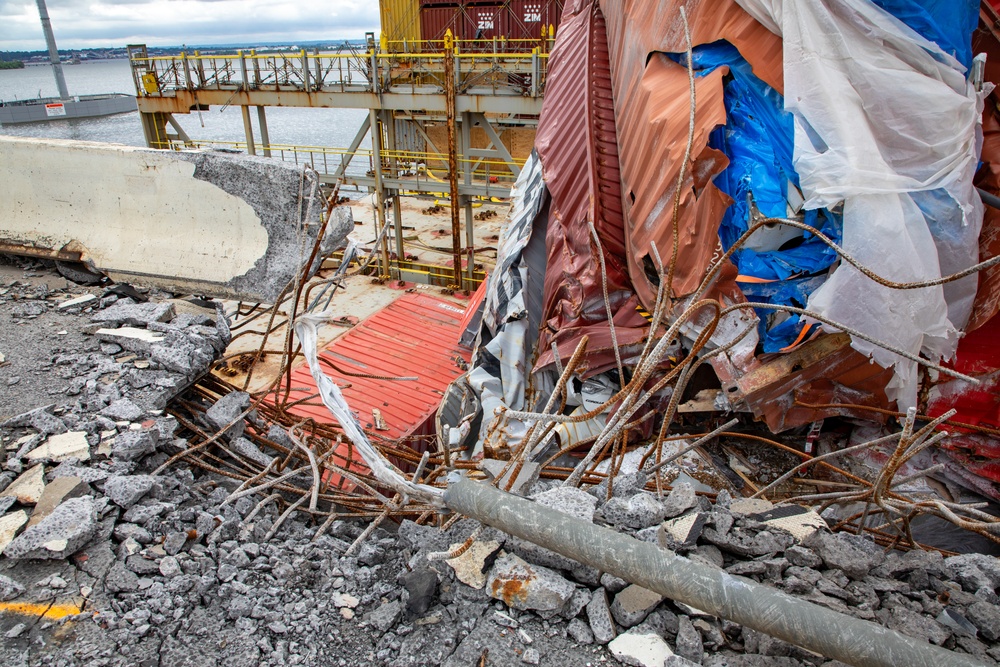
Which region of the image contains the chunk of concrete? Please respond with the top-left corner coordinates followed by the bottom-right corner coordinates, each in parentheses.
top-left (230, 437), bottom-right (274, 467)
top-left (95, 327), bottom-right (165, 355)
top-left (587, 588), bottom-right (618, 644)
top-left (105, 561), bottom-right (140, 593)
top-left (99, 398), bottom-right (144, 422)
top-left (944, 553), bottom-right (1000, 593)
top-left (603, 493), bottom-right (667, 529)
top-left (4, 496), bottom-right (98, 559)
top-left (662, 482), bottom-right (697, 519)
top-left (92, 302), bottom-right (174, 327)
top-left (568, 618), bottom-right (595, 645)
top-left (531, 486), bottom-right (598, 522)
top-left (401, 568), bottom-right (438, 616)
top-left (369, 600), bottom-right (403, 633)
top-left (0, 510), bottom-right (29, 556)
top-left (103, 475), bottom-right (155, 509)
top-left (804, 531), bottom-right (884, 580)
top-left (611, 585), bottom-right (665, 628)
top-left (0, 573), bottom-right (25, 601)
top-left (26, 476), bottom-right (91, 528)
top-left (110, 430), bottom-right (157, 461)
top-left (205, 391), bottom-right (251, 440)
top-left (48, 463), bottom-right (110, 484)
top-left (486, 552), bottom-right (576, 613)
top-left (57, 294), bottom-right (98, 310)
top-left (608, 630), bottom-right (678, 667)
top-left (446, 539), bottom-right (503, 590)
top-left (675, 616), bottom-right (704, 663)
top-left (25, 431), bottom-right (90, 463)
top-left (1, 463), bottom-right (46, 505)
top-left (966, 600), bottom-right (1000, 641)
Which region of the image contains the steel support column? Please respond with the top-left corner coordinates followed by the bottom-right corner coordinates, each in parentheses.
top-left (369, 108), bottom-right (391, 278)
top-left (35, 0), bottom-right (69, 100)
top-left (241, 106), bottom-right (256, 156)
top-left (384, 111), bottom-right (405, 263)
top-left (461, 110), bottom-right (475, 286)
top-left (444, 31), bottom-right (462, 291)
top-left (256, 106), bottom-right (271, 157)
top-left (332, 115), bottom-right (372, 183)
top-left (138, 111), bottom-right (171, 149)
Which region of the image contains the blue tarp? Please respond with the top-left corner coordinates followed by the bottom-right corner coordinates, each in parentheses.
top-left (670, 42), bottom-right (842, 351)
top-left (872, 0), bottom-right (978, 71)
top-left (739, 275), bottom-right (828, 353)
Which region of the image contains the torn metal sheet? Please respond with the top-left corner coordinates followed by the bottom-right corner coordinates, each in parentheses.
top-left (598, 0), bottom-right (783, 306)
top-left (0, 136), bottom-right (351, 303)
top-left (533, 0), bottom-right (648, 377)
top-left (732, 332), bottom-right (894, 433)
top-left (465, 151), bottom-right (548, 452)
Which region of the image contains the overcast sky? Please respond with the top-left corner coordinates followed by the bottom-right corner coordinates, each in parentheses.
top-left (0, 0), bottom-right (381, 50)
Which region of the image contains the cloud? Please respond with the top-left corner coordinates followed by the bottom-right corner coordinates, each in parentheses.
top-left (0, 0), bottom-right (380, 50)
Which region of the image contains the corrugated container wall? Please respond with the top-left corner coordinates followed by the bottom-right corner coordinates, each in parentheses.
top-left (420, 6), bottom-right (462, 42)
top-left (380, 0), bottom-right (421, 48)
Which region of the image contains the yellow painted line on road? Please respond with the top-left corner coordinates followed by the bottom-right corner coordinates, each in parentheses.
top-left (0, 600), bottom-right (84, 620)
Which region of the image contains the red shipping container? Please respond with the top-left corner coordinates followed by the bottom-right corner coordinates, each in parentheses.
top-left (420, 5), bottom-right (462, 42)
top-left (419, 0), bottom-right (564, 46)
top-left (460, 4), bottom-right (509, 41)
top-left (506, 0), bottom-right (564, 41)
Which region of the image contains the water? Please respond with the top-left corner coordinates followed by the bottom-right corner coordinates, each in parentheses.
top-left (0, 59), bottom-right (371, 163)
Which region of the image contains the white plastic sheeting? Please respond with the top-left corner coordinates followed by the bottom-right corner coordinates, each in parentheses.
top-left (736, 0), bottom-right (986, 409)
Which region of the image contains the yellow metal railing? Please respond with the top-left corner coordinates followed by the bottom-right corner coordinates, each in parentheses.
top-left (130, 42), bottom-right (550, 99)
top-left (145, 138), bottom-right (522, 183)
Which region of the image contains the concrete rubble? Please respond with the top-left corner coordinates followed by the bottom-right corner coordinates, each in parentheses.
top-left (0, 256), bottom-right (999, 667)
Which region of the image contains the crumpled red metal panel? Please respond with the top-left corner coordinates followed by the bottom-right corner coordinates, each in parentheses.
top-left (925, 314), bottom-right (1000, 485)
top-left (598, 0), bottom-right (783, 307)
top-left (734, 333), bottom-right (894, 432)
top-left (282, 293), bottom-right (471, 441)
top-left (970, 95), bottom-right (1000, 330)
top-left (533, 0), bottom-right (649, 376)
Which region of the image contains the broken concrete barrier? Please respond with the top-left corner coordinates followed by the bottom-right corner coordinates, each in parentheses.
top-left (0, 137), bottom-right (354, 303)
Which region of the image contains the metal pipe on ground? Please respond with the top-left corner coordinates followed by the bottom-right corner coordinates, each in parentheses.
top-left (443, 476), bottom-right (987, 667)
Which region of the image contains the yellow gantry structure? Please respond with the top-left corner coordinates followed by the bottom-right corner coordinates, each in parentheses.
top-left (127, 29), bottom-right (554, 288)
